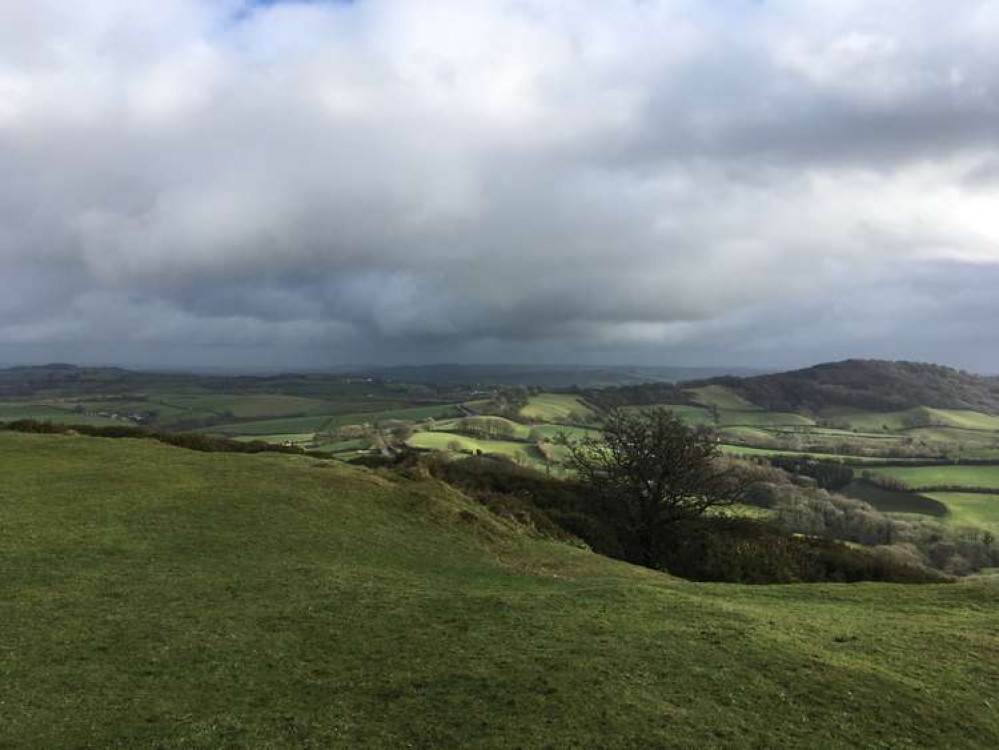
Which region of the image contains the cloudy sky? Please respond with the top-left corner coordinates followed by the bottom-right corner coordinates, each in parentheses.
top-left (2, 0), bottom-right (999, 372)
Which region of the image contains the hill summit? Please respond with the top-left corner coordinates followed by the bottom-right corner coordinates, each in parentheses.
top-left (699, 359), bottom-right (999, 414)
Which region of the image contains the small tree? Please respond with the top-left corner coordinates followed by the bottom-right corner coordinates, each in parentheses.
top-left (559, 407), bottom-right (748, 567)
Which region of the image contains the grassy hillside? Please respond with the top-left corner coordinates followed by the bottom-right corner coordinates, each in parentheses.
top-left (2, 433), bottom-right (999, 747)
top-left (520, 393), bottom-right (595, 422)
top-left (704, 359), bottom-right (999, 414)
top-left (866, 465), bottom-right (999, 491)
top-left (686, 384), bottom-right (762, 411)
top-left (924, 493), bottom-right (999, 532)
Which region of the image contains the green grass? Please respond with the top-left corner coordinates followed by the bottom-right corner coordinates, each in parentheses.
top-left (206, 404), bottom-right (464, 437)
top-left (820, 407), bottom-right (999, 434)
top-left (865, 465), bottom-right (999, 491)
top-left (717, 410), bottom-right (816, 428)
top-left (720, 445), bottom-right (895, 464)
top-left (841, 480), bottom-right (950, 517)
top-left (0, 402), bottom-right (124, 426)
top-left (924, 409), bottom-right (999, 431)
top-left (205, 414), bottom-right (335, 436)
top-left (924, 493), bottom-right (999, 533)
top-left (528, 424), bottom-right (602, 441)
top-left (685, 385), bottom-right (762, 411)
top-left (520, 393), bottom-right (595, 423)
top-left (408, 431), bottom-right (540, 464)
top-left (621, 403), bottom-right (716, 426)
top-left (2, 432), bottom-right (999, 747)
top-left (151, 394), bottom-right (362, 419)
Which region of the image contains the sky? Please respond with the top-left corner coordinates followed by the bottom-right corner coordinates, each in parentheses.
top-left (2, 0), bottom-right (999, 372)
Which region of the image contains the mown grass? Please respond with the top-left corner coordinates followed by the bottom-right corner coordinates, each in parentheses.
top-left (2, 432), bottom-right (999, 748)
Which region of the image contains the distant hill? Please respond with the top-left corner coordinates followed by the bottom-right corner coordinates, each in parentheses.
top-left (697, 359), bottom-right (999, 414)
top-left (348, 364), bottom-right (763, 388)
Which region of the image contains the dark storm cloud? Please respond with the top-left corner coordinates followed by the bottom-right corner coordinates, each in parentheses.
top-left (1, 0), bottom-right (999, 368)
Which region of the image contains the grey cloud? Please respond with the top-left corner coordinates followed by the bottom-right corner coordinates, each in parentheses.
top-left (1, 0), bottom-right (999, 369)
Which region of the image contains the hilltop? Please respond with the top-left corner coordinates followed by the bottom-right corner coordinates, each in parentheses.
top-left (2, 431), bottom-right (998, 747)
top-left (691, 359), bottom-right (999, 415)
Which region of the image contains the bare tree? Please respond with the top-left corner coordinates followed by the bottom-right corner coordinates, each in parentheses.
top-left (558, 407), bottom-right (749, 566)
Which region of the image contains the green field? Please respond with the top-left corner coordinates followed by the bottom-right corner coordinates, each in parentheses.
top-left (520, 393), bottom-right (595, 423)
top-left (621, 403), bottom-right (716, 426)
top-left (685, 385), bottom-right (762, 411)
top-left (408, 431), bottom-right (541, 463)
top-left (206, 403), bottom-right (464, 437)
top-left (924, 493), bottom-right (999, 532)
top-left (432, 415), bottom-right (534, 440)
top-left (866, 464), bottom-right (999, 491)
top-left (0, 402), bottom-right (125, 426)
top-left (2, 432), bottom-right (999, 747)
top-left (718, 411), bottom-right (816, 428)
top-left (205, 414), bottom-right (335, 436)
top-left (720, 445), bottom-right (895, 464)
top-left (150, 394), bottom-right (361, 419)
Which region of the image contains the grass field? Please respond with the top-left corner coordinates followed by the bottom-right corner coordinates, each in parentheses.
top-left (207, 403), bottom-right (464, 437)
top-left (2, 432), bottom-right (999, 747)
top-left (150, 394), bottom-right (365, 419)
top-left (924, 493), bottom-right (999, 533)
top-left (685, 385), bottom-right (761, 411)
top-left (865, 465), bottom-right (999, 491)
top-left (205, 414), bottom-right (335, 436)
top-left (621, 403), bottom-right (716, 426)
top-left (408, 431), bottom-right (540, 463)
top-left (520, 393), bottom-right (595, 423)
top-left (0, 402), bottom-right (125, 426)
top-left (720, 445), bottom-right (896, 464)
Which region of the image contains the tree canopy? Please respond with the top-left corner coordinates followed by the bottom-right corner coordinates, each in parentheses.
top-left (559, 407), bottom-right (748, 567)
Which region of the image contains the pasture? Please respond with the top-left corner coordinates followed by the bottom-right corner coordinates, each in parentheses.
top-left (865, 465), bottom-right (999, 491)
top-left (685, 384), bottom-right (761, 411)
top-left (520, 393), bottom-right (595, 422)
top-left (924, 493), bottom-right (999, 533)
top-left (1, 432), bottom-right (998, 747)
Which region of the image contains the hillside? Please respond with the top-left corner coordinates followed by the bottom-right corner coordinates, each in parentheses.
top-left (2, 432), bottom-right (998, 747)
top-left (697, 360), bottom-right (999, 414)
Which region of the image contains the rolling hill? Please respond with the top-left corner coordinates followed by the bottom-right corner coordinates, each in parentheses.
top-left (700, 359), bottom-right (999, 414)
top-left (2, 431), bottom-right (999, 747)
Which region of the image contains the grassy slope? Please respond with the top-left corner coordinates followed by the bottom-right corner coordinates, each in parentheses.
top-left (3, 433), bottom-right (999, 748)
top-left (520, 393), bottom-right (594, 422)
top-left (866, 465), bottom-right (999, 491)
top-left (152, 394), bottom-right (366, 419)
top-left (621, 403), bottom-right (716, 426)
top-left (686, 384), bottom-right (762, 411)
top-left (0, 402), bottom-right (125, 426)
top-left (924, 493), bottom-right (999, 532)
